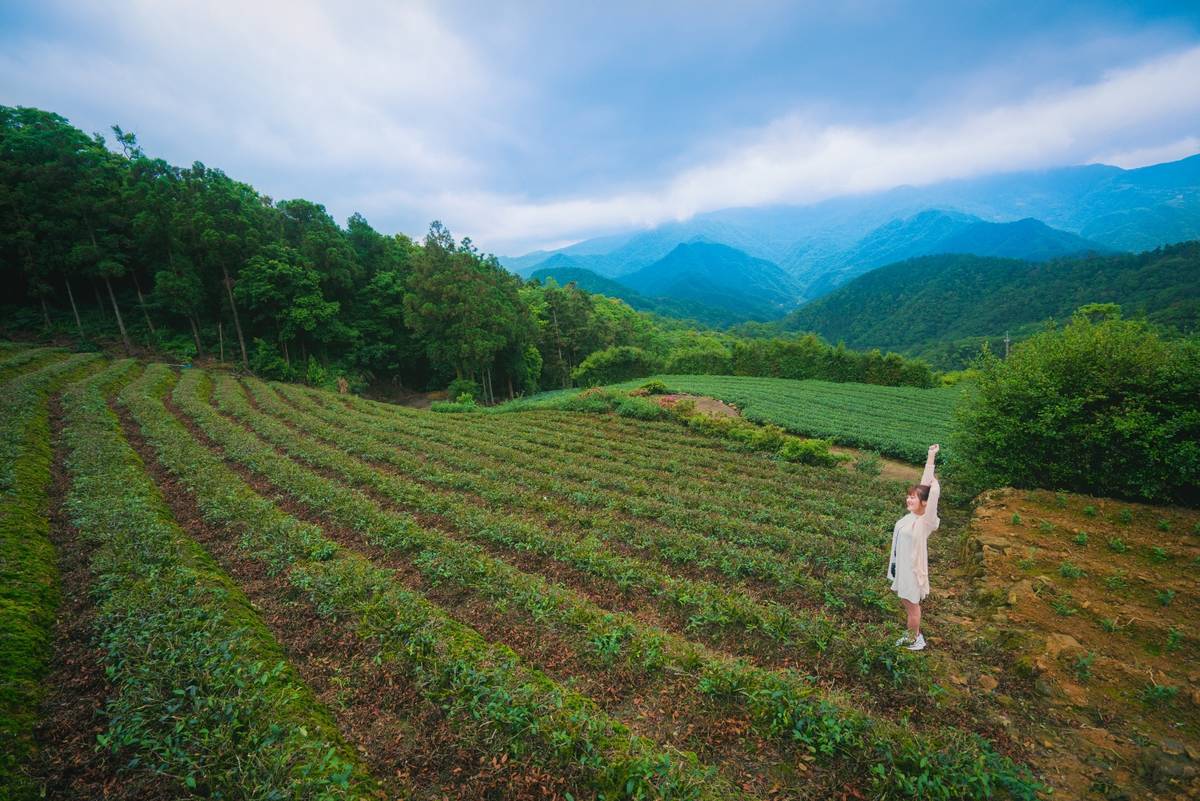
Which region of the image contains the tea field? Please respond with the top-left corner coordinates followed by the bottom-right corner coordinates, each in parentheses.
top-left (4, 345), bottom-right (1195, 800)
top-left (607, 375), bottom-right (962, 463)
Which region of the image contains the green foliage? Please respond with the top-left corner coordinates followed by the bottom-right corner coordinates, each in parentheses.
top-left (636, 379), bottom-right (670, 395)
top-left (430, 399), bottom-right (480, 413)
top-left (778, 437), bottom-right (840, 466)
top-left (447, 378), bottom-right (481, 402)
top-left (70, 364), bottom-right (376, 798)
top-left (615, 395), bottom-right (668, 421)
top-left (249, 337), bottom-right (297, 382)
top-left (854, 452), bottom-right (883, 477)
top-left (614, 374), bottom-right (958, 464)
top-left (1059, 561), bottom-right (1083, 579)
top-left (561, 387), bottom-right (623, 413)
top-left (663, 336), bottom-right (732, 375)
top-left (953, 311), bottom-right (1200, 506)
top-left (572, 346), bottom-right (662, 386)
top-left (731, 336), bottom-right (935, 387)
top-left (0, 353), bottom-right (106, 796)
top-left (1073, 652), bottom-right (1095, 683)
top-left (1107, 537), bottom-right (1128, 554)
top-left (1157, 589), bottom-right (1175, 606)
top-left (1140, 683), bottom-right (1178, 707)
top-left (1073, 531), bottom-right (1088, 546)
top-left (780, 245), bottom-right (1200, 370)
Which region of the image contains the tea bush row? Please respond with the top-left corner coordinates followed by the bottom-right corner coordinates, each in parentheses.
top-left (63, 362), bottom-right (377, 798)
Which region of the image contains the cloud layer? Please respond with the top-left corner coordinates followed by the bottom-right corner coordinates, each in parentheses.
top-left (1, 1), bottom-right (1198, 254)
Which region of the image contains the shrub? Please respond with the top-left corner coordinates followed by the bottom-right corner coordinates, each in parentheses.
top-left (635, 379), bottom-right (670, 396)
top-left (447, 377), bottom-right (481, 402)
top-left (248, 338), bottom-right (297, 382)
top-left (571, 346), bottom-right (662, 386)
top-left (855, 452), bottom-right (883, 477)
top-left (779, 437), bottom-right (839, 466)
top-left (561, 386), bottom-right (622, 413)
top-left (615, 395), bottom-right (668, 421)
top-left (663, 339), bottom-right (732, 374)
top-left (952, 310), bottom-right (1200, 506)
top-left (430, 399), bottom-right (479, 413)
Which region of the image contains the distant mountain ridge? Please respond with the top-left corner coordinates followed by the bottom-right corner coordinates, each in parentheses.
top-left (618, 241), bottom-right (800, 321)
top-left (530, 241), bottom-right (803, 325)
top-left (781, 241), bottom-right (1200, 368)
top-left (527, 260), bottom-right (748, 327)
top-left (799, 210), bottom-right (1112, 297)
top-left (501, 153), bottom-right (1200, 311)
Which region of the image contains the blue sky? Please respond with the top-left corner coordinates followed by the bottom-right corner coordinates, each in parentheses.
top-left (2, 1), bottom-right (1199, 254)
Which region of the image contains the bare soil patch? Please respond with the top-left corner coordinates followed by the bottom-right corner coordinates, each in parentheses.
top-left (651, 393), bottom-right (740, 418)
top-left (963, 488), bottom-right (1200, 799)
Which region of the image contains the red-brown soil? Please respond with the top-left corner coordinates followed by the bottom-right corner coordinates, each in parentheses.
top-left (962, 488), bottom-right (1200, 799)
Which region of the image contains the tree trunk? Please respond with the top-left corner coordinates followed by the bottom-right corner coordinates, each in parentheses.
top-left (64, 277), bottom-right (84, 339)
top-left (40, 296), bottom-right (51, 330)
top-left (507, 374), bottom-right (514, 401)
top-left (93, 281), bottom-right (107, 320)
top-left (221, 264), bottom-right (248, 368)
top-left (189, 315), bottom-right (204, 358)
top-left (282, 339), bottom-right (290, 368)
top-left (103, 276), bottom-right (133, 354)
top-left (218, 321), bottom-right (224, 363)
top-left (131, 273), bottom-right (157, 336)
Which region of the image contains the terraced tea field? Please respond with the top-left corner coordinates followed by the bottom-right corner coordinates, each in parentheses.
top-left (610, 375), bottom-right (963, 464)
top-left (8, 345), bottom-right (1156, 800)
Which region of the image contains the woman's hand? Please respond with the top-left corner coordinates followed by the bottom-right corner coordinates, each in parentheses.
top-left (927, 444), bottom-right (940, 458)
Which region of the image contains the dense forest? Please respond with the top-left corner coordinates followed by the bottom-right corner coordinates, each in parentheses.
top-left (0, 106), bottom-right (937, 396)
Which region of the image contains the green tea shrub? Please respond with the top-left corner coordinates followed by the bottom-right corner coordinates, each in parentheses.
top-left (561, 386), bottom-right (622, 413)
top-left (952, 308), bottom-right (1200, 506)
top-left (635, 379), bottom-right (671, 396)
top-left (615, 395), bottom-right (668, 420)
top-left (779, 437), bottom-right (839, 466)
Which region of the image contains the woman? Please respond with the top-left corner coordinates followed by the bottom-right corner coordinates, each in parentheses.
top-left (888, 443), bottom-right (940, 651)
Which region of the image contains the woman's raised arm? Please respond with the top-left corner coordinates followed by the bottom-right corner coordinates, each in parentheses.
top-left (921, 444), bottom-right (940, 523)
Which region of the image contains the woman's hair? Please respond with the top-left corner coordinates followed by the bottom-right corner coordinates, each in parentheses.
top-left (907, 484), bottom-right (931, 502)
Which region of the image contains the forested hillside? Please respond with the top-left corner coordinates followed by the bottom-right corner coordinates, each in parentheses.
top-left (781, 242), bottom-right (1200, 367)
top-left (0, 106), bottom-right (935, 397)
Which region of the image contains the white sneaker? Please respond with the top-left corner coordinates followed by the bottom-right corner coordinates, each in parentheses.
top-left (905, 634), bottom-right (926, 651)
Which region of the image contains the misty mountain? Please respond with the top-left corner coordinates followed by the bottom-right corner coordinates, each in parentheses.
top-left (798, 211), bottom-right (1113, 298)
top-left (528, 259), bottom-right (752, 327)
top-left (616, 241), bottom-right (801, 321)
top-left (501, 153), bottom-right (1200, 300)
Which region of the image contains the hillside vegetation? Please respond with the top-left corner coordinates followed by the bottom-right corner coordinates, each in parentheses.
top-left (782, 242), bottom-right (1200, 367)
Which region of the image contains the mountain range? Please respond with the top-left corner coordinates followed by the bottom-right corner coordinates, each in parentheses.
top-left (781, 241), bottom-right (1200, 368)
top-left (505, 153), bottom-right (1200, 321)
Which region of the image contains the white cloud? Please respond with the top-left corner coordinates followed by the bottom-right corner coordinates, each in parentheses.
top-left (445, 45), bottom-right (1200, 253)
top-left (0, 0), bottom-right (504, 182)
top-left (1094, 136), bottom-right (1200, 169)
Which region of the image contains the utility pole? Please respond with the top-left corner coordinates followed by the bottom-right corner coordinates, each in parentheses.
top-left (1003, 331), bottom-right (1011, 359)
